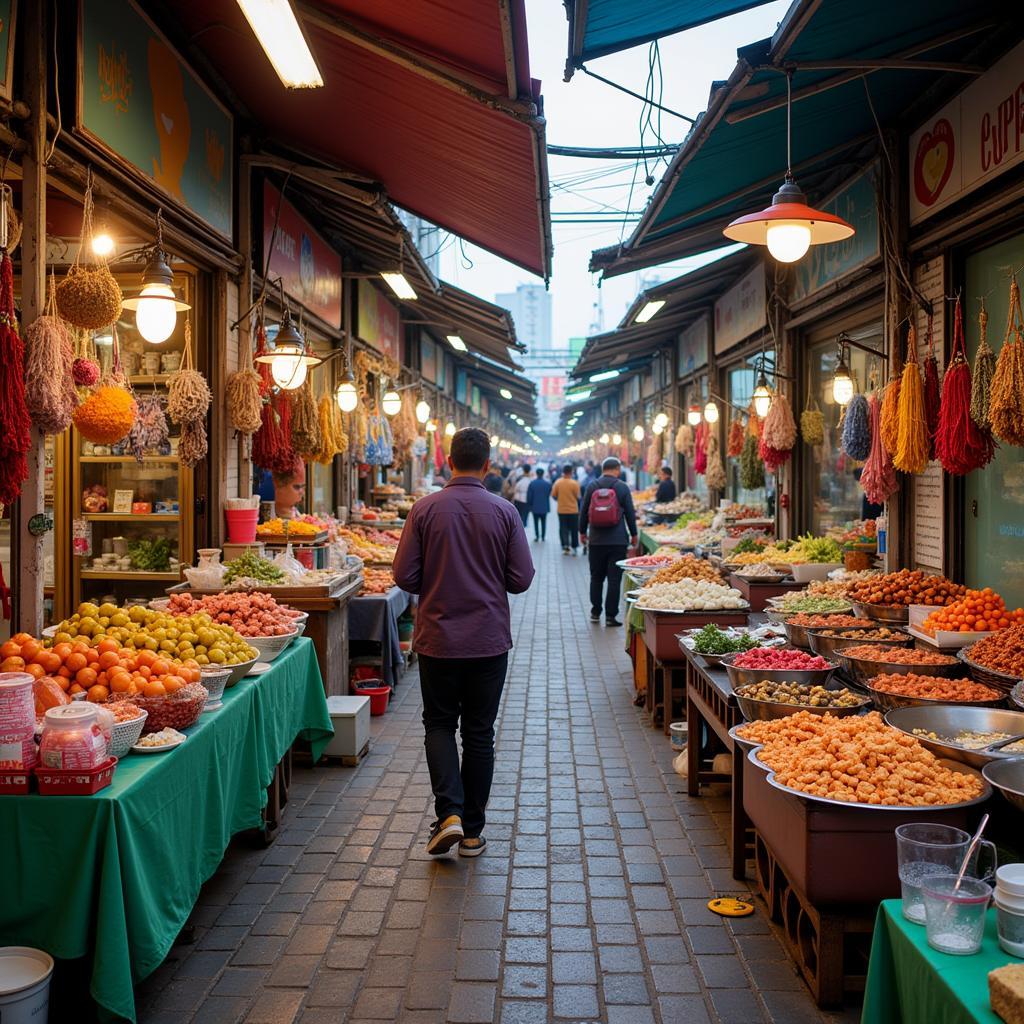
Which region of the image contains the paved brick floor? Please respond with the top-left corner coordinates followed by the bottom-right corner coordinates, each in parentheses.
top-left (136, 537), bottom-right (862, 1024)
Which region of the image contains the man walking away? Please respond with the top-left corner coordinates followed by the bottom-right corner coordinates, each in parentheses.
top-left (483, 464), bottom-right (504, 494)
top-left (513, 465), bottom-right (532, 526)
top-left (655, 466), bottom-right (677, 503)
top-left (551, 463), bottom-right (581, 555)
top-left (526, 467), bottom-right (552, 541)
top-left (394, 428), bottom-right (535, 857)
top-left (580, 457), bottom-right (637, 627)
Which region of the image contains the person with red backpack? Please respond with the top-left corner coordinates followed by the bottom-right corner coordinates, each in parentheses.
top-left (579, 456), bottom-right (637, 626)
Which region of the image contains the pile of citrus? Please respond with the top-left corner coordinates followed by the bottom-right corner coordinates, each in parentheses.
top-left (921, 588), bottom-right (1024, 635)
top-left (47, 601), bottom-right (258, 668)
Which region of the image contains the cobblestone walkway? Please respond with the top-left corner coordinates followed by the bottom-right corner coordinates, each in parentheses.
top-left (136, 538), bottom-right (861, 1024)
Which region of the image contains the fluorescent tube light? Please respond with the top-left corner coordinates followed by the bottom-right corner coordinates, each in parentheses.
top-left (446, 335), bottom-right (467, 351)
top-left (236, 0), bottom-right (324, 89)
top-left (589, 369), bottom-right (620, 382)
top-left (634, 299), bottom-right (665, 323)
top-left (381, 272), bottom-right (417, 300)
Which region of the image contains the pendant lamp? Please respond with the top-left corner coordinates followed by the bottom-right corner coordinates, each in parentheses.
top-left (723, 73), bottom-right (854, 262)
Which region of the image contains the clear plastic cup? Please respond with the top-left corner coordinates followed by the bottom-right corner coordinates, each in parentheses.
top-left (922, 873), bottom-right (992, 956)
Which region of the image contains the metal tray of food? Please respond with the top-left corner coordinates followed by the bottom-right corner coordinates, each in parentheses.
top-left (982, 757), bottom-right (1024, 813)
top-left (852, 601), bottom-right (911, 624)
top-left (733, 681), bottom-right (871, 721)
top-left (747, 746), bottom-right (991, 811)
top-left (884, 706), bottom-right (1024, 768)
top-left (807, 626), bottom-right (913, 659)
top-left (720, 652), bottom-right (836, 689)
top-left (864, 680), bottom-right (1006, 713)
top-left (728, 722), bottom-right (761, 754)
top-left (957, 647), bottom-right (1023, 694)
top-left (835, 650), bottom-right (962, 686)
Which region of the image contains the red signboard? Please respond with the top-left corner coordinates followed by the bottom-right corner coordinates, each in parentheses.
top-left (263, 181), bottom-right (342, 328)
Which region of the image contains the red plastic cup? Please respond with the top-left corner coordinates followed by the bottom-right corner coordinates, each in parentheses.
top-left (225, 509), bottom-right (259, 543)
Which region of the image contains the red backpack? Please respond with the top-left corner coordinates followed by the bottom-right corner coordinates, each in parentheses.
top-left (589, 485), bottom-right (623, 528)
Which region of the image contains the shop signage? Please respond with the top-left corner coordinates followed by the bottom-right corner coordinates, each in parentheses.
top-left (0, 0), bottom-right (15, 102)
top-left (357, 279), bottom-right (400, 363)
top-left (790, 169), bottom-right (880, 301)
top-left (714, 262), bottom-right (766, 355)
top-left (909, 39), bottom-right (1024, 225)
top-left (677, 317), bottom-right (709, 378)
top-left (420, 335), bottom-right (437, 383)
top-left (263, 182), bottom-right (341, 329)
top-left (78, 0), bottom-right (233, 239)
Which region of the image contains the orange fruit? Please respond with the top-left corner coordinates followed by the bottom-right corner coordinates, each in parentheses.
top-left (24, 663), bottom-right (45, 680)
top-left (96, 638), bottom-right (120, 655)
top-left (110, 674), bottom-right (132, 693)
top-left (143, 680), bottom-right (166, 698)
top-left (54, 676), bottom-right (70, 691)
top-left (0, 640), bottom-right (21, 659)
top-left (34, 650), bottom-right (61, 674)
top-left (68, 683), bottom-right (84, 695)
top-left (11, 633), bottom-right (34, 647)
top-left (76, 667), bottom-right (98, 687)
top-left (85, 649), bottom-right (100, 665)
top-left (19, 640), bottom-right (40, 663)
top-left (138, 665), bottom-right (151, 678)
top-left (0, 656), bottom-right (26, 672)
top-left (136, 650), bottom-right (156, 668)
top-left (57, 666), bottom-right (72, 679)
top-left (151, 658), bottom-right (170, 677)
top-left (65, 653), bottom-right (87, 673)
top-left (71, 641), bottom-right (90, 655)
top-left (98, 651), bottom-right (120, 671)
top-left (86, 684), bottom-right (109, 702)
top-left (163, 678), bottom-right (183, 694)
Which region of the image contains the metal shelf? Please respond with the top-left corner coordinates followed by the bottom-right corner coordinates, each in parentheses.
top-left (79, 570), bottom-right (180, 581)
top-left (81, 513), bottom-right (180, 522)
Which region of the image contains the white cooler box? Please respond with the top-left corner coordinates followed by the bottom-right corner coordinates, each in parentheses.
top-left (324, 695), bottom-right (371, 759)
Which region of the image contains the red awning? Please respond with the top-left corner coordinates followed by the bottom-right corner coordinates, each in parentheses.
top-left (170, 1), bottom-right (551, 278)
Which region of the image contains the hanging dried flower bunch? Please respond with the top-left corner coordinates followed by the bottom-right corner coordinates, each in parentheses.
top-left (693, 422), bottom-right (708, 474)
top-left (166, 321), bottom-right (211, 425)
top-left (705, 431), bottom-right (726, 489)
top-left (841, 393), bottom-right (871, 461)
top-left (800, 395), bottom-right (825, 446)
top-left (739, 434), bottom-right (765, 490)
top-left (290, 378), bottom-right (321, 458)
top-left (990, 277), bottom-right (1024, 446)
top-left (971, 303), bottom-right (995, 430)
top-left (727, 417), bottom-right (745, 457)
top-left (226, 367), bottom-right (263, 436)
top-left (674, 423), bottom-right (694, 458)
top-left (25, 284), bottom-right (78, 435)
top-left (860, 393), bottom-right (897, 506)
top-left (893, 324), bottom-right (929, 474)
top-left (127, 394), bottom-right (169, 462)
top-left (922, 316), bottom-right (941, 460)
top-left (178, 417), bottom-right (208, 468)
top-left (0, 250), bottom-right (30, 506)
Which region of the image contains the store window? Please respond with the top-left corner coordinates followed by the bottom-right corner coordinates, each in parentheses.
top-left (964, 235), bottom-right (1024, 606)
top-left (724, 356), bottom-right (774, 510)
top-left (805, 329), bottom-right (880, 533)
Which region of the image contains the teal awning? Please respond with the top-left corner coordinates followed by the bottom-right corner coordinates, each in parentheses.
top-left (591, 0), bottom-right (1009, 276)
top-left (566, 0), bottom-right (773, 71)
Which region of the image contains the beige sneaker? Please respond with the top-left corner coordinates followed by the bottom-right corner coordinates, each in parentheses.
top-left (459, 836), bottom-right (487, 858)
top-left (426, 815), bottom-right (464, 855)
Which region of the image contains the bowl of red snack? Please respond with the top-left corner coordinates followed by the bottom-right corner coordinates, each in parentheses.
top-left (721, 647), bottom-right (836, 688)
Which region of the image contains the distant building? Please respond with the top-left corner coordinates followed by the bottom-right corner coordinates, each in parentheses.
top-left (495, 283), bottom-right (552, 353)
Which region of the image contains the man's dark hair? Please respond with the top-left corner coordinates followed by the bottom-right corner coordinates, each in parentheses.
top-left (602, 457), bottom-right (621, 472)
top-left (535, 467), bottom-right (544, 477)
top-left (661, 467), bottom-right (672, 477)
top-left (562, 464), bottom-right (573, 475)
top-left (450, 427), bottom-right (491, 471)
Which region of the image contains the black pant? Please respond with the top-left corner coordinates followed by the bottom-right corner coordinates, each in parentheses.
top-left (514, 501), bottom-right (529, 526)
top-left (589, 544), bottom-right (627, 618)
top-left (419, 652), bottom-right (508, 837)
top-left (533, 512), bottom-right (547, 539)
top-left (558, 512), bottom-right (579, 549)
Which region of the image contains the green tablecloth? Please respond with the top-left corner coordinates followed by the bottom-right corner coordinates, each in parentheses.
top-left (862, 899), bottom-right (1010, 1024)
top-left (639, 530), bottom-right (659, 554)
top-left (0, 636), bottom-right (333, 1023)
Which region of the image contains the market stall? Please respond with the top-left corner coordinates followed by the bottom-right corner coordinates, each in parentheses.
top-left (0, 637), bottom-right (332, 1024)
top-left (348, 584), bottom-right (413, 690)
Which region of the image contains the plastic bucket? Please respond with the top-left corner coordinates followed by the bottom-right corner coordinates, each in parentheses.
top-left (355, 684), bottom-right (391, 716)
top-left (225, 509), bottom-right (259, 543)
top-left (0, 946), bottom-right (54, 1023)
top-left (669, 721), bottom-right (688, 751)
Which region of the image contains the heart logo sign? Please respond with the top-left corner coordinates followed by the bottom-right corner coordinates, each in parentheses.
top-left (914, 118), bottom-right (955, 207)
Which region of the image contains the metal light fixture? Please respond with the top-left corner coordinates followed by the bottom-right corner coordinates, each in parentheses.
top-left (704, 399), bottom-right (719, 423)
top-left (446, 334), bottom-right (467, 352)
top-left (832, 343), bottom-right (854, 406)
top-left (653, 412), bottom-right (669, 429)
top-left (381, 390), bottom-right (402, 416)
top-left (444, 421), bottom-right (456, 437)
top-left (752, 368), bottom-right (773, 419)
top-left (415, 398), bottom-right (431, 424)
top-left (499, 387), bottom-right (513, 400)
top-left (686, 405), bottom-right (701, 426)
top-left (237, 0), bottom-right (324, 89)
top-left (255, 307), bottom-right (321, 390)
top-left (723, 73), bottom-right (854, 263)
top-left (599, 433), bottom-right (610, 444)
top-left (122, 211), bottom-right (191, 343)
top-left (635, 299), bottom-right (665, 323)
top-left (612, 433), bottom-right (622, 445)
top-left (633, 425), bottom-right (645, 442)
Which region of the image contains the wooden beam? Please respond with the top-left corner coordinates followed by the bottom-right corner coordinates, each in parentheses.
top-left (497, 0), bottom-right (519, 100)
top-left (15, 0), bottom-right (46, 635)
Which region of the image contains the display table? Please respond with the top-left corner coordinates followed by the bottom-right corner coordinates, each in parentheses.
top-left (862, 900), bottom-right (1005, 1024)
top-left (638, 530), bottom-right (659, 554)
top-left (0, 637), bottom-right (333, 1024)
top-left (348, 585), bottom-right (412, 688)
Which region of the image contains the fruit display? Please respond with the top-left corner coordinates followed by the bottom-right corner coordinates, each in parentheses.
top-left (731, 537), bottom-right (769, 555)
top-left (127, 537), bottom-right (173, 572)
top-left (257, 517), bottom-right (322, 537)
top-left (45, 602), bottom-right (258, 671)
top-left (731, 648), bottom-right (830, 671)
top-left (806, 575), bottom-right (878, 599)
top-left (339, 527), bottom-right (397, 563)
top-left (643, 555), bottom-right (722, 586)
top-left (672, 511), bottom-right (714, 529)
top-left (767, 534), bottom-right (843, 565)
top-left (109, 702), bottom-right (144, 722)
top-left (920, 588), bottom-right (1024, 635)
top-left (840, 644), bottom-right (957, 666)
top-left (774, 594), bottom-right (851, 613)
top-left (166, 592), bottom-right (300, 637)
top-left (727, 550), bottom-right (777, 566)
top-left (965, 624), bottom-right (1024, 677)
top-left (868, 673), bottom-right (1001, 702)
top-left (784, 614), bottom-right (874, 629)
top-left (634, 579), bottom-right (746, 611)
top-left (690, 624), bottom-right (760, 655)
top-left (222, 552), bottom-right (286, 585)
top-left (359, 568), bottom-right (395, 595)
top-left (737, 711), bottom-right (985, 805)
top-left (734, 681), bottom-right (865, 709)
top-left (846, 569), bottom-right (966, 607)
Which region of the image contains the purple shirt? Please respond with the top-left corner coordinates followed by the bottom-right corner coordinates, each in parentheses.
top-left (393, 476), bottom-right (535, 658)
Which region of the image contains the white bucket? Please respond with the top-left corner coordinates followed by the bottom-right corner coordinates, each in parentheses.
top-left (0, 946), bottom-right (54, 1023)
top-left (669, 721), bottom-right (688, 751)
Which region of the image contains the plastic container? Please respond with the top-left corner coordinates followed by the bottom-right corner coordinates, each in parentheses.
top-left (997, 864), bottom-right (1024, 898)
top-left (225, 508), bottom-right (259, 543)
top-left (39, 704), bottom-right (107, 770)
top-left (35, 755), bottom-right (117, 795)
top-left (996, 898), bottom-right (1024, 957)
top-left (0, 946), bottom-right (54, 1023)
top-left (0, 731), bottom-right (37, 772)
top-left (0, 673), bottom-right (34, 734)
top-left (922, 873), bottom-right (992, 956)
top-left (354, 684), bottom-right (391, 716)
top-left (669, 721), bottom-right (688, 751)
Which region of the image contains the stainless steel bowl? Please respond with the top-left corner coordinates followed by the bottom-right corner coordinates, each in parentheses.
top-left (734, 571), bottom-right (790, 584)
top-left (782, 620), bottom-right (814, 648)
top-left (982, 757), bottom-right (1024, 813)
top-left (884, 705), bottom-right (1024, 768)
top-left (728, 722), bottom-right (761, 754)
top-left (835, 649), bottom-right (962, 686)
top-left (734, 682), bottom-right (870, 721)
top-left (807, 627), bottom-right (913, 659)
top-left (851, 601), bottom-right (911, 623)
top-left (864, 681), bottom-right (1006, 713)
top-left (1013, 682), bottom-right (1024, 712)
top-left (765, 608), bottom-right (789, 624)
top-left (721, 652), bottom-right (836, 689)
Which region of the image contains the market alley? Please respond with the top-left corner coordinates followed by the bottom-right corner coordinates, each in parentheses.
top-left (135, 539), bottom-right (858, 1024)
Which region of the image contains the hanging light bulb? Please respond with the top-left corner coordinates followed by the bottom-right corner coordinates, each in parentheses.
top-left (122, 211), bottom-right (191, 343)
top-left (686, 405), bottom-right (701, 426)
top-left (599, 433), bottom-right (610, 444)
top-left (752, 370), bottom-right (773, 419)
top-left (633, 425), bottom-right (645, 442)
top-left (335, 380), bottom-right (358, 413)
top-left (426, 420), bottom-right (438, 433)
top-left (415, 398), bottom-right (431, 424)
top-left (832, 345), bottom-right (854, 406)
top-left (653, 411), bottom-right (669, 429)
top-left (444, 421), bottom-right (456, 437)
top-left (612, 433), bottom-right (622, 445)
top-left (272, 353), bottom-right (308, 390)
top-left (91, 230), bottom-right (115, 258)
top-left (703, 399), bottom-right (719, 423)
top-left (256, 308), bottom-right (321, 391)
top-left (381, 390), bottom-right (402, 417)
top-left (723, 73), bottom-right (853, 263)
top-left (489, 434), bottom-right (499, 447)
top-left (652, 421), bottom-right (665, 436)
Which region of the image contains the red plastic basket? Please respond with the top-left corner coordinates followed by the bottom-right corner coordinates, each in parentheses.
top-left (35, 756), bottom-right (117, 795)
top-left (0, 768), bottom-right (31, 794)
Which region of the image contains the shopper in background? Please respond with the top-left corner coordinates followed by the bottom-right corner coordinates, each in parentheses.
top-left (655, 466), bottom-right (677, 503)
top-left (512, 466), bottom-right (532, 526)
top-left (483, 464), bottom-right (504, 495)
top-left (526, 466), bottom-right (552, 541)
top-left (271, 457), bottom-right (306, 519)
top-left (580, 456), bottom-right (637, 627)
top-left (551, 463), bottom-right (581, 555)
top-left (394, 427), bottom-right (534, 857)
